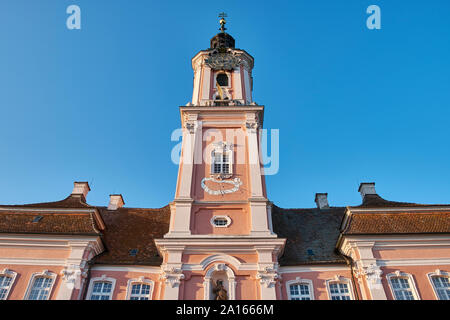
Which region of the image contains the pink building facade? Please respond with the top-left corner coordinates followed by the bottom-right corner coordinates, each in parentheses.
top-left (0, 20), bottom-right (449, 301)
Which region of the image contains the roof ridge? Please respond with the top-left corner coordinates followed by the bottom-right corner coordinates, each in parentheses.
top-left (0, 194), bottom-right (94, 209)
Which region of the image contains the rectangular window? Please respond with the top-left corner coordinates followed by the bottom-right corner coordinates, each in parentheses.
top-left (28, 277), bottom-right (53, 300)
top-left (0, 276), bottom-right (13, 300)
top-left (214, 163), bottom-right (222, 174)
top-left (329, 282), bottom-right (351, 300)
top-left (211, 150), bottom-right (232, 175)
top-left (432, 276), bottom-right (450, 300)
top-left (90, 281), bottom-right (113, 300)
top-left (289, 283), bottom-right (312, 300)
top-left (390, 277), bottom-right (415, 300)
top-left (222, 154), bottom-right (230, 174)
top-left (129, 283), bottom-right (151, 300)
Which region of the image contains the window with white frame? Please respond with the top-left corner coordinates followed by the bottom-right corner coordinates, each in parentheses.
top-left (387, 272), bottom-right (419, 300)
top-left (90, 281), bottom-right (114, 300)
top-left (26, 276), bottom-right (55, 300)
top-left (289, 283), bottom-right (312, 300)
top-left (211, 143), bottom-right (233, 176)
top-left (328, 282), bottom-right (352, 300)
top-left (389, 277), bottom-right (415, 300)
top-left (212, 151), bottom-right (231, 174)
top-left (213, 217), bottom-right (228, 226)
top-left (126, 278), bottom-right (154, 300)
top-left (211, 215), bottom-right (232, 228)
top-left (0, 270), bottom-right (17, 300)
top-left (286, 278), bottom-right (314, 300)
top-left (129, 283), bottom-right (151, 300)
top-left (430, 276), bottom-right (450, 300)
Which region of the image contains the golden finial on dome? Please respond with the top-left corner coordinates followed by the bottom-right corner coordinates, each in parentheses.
top-left (218, 12), bottom-right (227, 32)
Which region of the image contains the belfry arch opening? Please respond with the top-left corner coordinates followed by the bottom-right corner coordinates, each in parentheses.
top-left (216, 73), bottom-right (229, 87)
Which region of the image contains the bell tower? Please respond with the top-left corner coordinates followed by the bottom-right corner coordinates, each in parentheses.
top-left (155, 15), bottom-right (285, 300)
top-left (190, 15), bottom-right (254, 106)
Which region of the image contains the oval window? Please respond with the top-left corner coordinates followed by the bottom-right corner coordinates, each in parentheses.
top-left (211, 216), bottom-right (231, 227)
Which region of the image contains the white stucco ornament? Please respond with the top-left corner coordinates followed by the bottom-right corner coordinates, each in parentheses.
top-left (201, 177), bottom-right (242, 195)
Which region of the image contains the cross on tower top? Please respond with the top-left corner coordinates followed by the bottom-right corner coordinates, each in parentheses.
top-left (218, 12), bottom-right (228, 32)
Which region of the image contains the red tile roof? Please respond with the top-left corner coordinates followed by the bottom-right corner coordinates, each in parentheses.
top-left (2, 194), bottom-right (94, 209)
top-left (353, 194), bottom-right (450, 208)
top-left (342, 211), bottom-right (450, 235)
top-left (0, 211), bottom-right (101, 235)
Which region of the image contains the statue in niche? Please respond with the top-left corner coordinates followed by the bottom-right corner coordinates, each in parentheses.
top-left (212, 279), bottom-right (228, 300)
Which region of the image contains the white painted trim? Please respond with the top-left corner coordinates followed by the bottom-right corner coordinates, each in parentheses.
top-left (343, 234), bottom-right (450, 243)
top-left (23, 270), bottom-right (57, 300)
top-left (90, 265), bottom-right (162, 273)
top-left (340, 236), bottom-right (450, 258)
top-left (210, 215), bottom-right (232, 228)
top-left (325, 276), bottom-right (355, 300)
top-left (0, 269), bottom-right (17, 300)
top-left (377, 258), bottom-right (450, 267)
top-left (180, 106), bottom-right (263, 113)
top-left (427, 269), bottom-right (450, 300)
top-left (199, 254), bottom-right (241, 270)
top-left (286, 278), bottom-right (315, 300)
top-left (280, 265), bottom-right (350, 273)
top-left (163, 234), bottom-right (278, 239)
top-left (183, 263), bottom-right (257, 272)
top-left (86, 275), bottom-right (116, 300)
top-left (125, 277), bottom-right (155, 300)
top-left (386, 271), bottom-right (421, 300)
top-left (201, 121), bottom-right (245, 126)
top-left (156, 238), bottom-right (285, 247)
top-left (0, 234), bottom-right (104, 254)
top-left (0, 257), bottom-right (67, 266)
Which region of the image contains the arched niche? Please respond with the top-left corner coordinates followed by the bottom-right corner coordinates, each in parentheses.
top-left (203, 263), bottom-right (236, 300)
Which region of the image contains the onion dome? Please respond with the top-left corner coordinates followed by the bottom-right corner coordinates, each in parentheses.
top-left (210, 13), bottom-right (235, 49)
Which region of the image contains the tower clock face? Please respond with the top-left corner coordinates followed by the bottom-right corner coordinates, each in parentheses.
top-left (201, 177), bottom-right (242, 195)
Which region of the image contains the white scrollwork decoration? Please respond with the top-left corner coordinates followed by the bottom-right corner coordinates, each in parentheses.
top-left (201, 177), bottom-right (242, 195)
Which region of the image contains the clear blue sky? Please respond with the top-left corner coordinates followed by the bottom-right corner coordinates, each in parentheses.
top-left (0, 0), bottom-right (449, 209)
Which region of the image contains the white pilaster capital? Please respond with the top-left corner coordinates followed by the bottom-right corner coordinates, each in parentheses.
top-left (160, 266), bottom-right (185, 288)
top-left (354, 263), bottom-right (383, 286)
top-left (60, 264), bottom-right (87, 290)
top-left (256, 266), bottom-right (280, 289)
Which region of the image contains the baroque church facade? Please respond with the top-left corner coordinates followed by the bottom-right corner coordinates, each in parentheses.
top-left (0, 19), bottom-right (450, 301)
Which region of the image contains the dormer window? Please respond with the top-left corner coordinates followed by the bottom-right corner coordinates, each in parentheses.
top-left (211, 143), bottom-right (233, 176)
